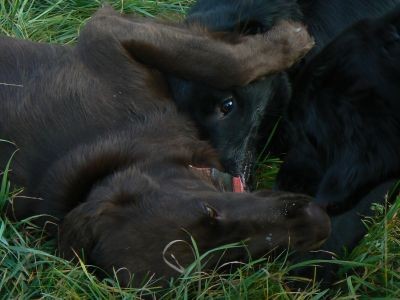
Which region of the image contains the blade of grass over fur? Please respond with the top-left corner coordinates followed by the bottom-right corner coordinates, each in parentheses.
top-left (256, 117), bottom-right (282, 163)
top-left (254, 119), bottom-right (282, 189)
top-left (0, 150), bottom-right (17, 211)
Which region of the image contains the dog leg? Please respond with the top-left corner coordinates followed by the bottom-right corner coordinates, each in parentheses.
top-left (289, 180), bottom-right (398, 287)
top-left (78, 6), bottom-right (314, 90)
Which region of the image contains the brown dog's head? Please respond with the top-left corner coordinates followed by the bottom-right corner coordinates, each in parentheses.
top-left (59, 163), bottom-right (330, 287)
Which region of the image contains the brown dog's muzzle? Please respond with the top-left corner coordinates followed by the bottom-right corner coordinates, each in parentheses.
top-left (189, 166), bottom-right (245, 192)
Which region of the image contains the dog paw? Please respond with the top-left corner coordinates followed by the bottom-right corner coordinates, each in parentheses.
top-left (236, 21), bottom-right (314, 85)
top-left (266, 20), bottom-right (315, 68)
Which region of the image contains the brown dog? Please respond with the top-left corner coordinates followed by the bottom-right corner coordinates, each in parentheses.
top-left (0, 6), bottom-right (327, 286)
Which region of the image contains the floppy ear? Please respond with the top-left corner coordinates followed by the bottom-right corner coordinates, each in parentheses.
top-left (58, 200), bottom-right (102, 261)
top-left (57, 166), bottom-right (150, 262)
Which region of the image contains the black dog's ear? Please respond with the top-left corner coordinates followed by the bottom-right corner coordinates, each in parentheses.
top-left (186, 0), bottom-right (302, 34)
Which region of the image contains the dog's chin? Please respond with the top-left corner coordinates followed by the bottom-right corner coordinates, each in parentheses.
top-left (222, 153), bottom-right (255, 191)
top-left (239, 150), bottom-right (256, 190)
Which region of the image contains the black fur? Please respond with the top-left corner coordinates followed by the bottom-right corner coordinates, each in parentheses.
top-left (277, 5), bottom-right (400, 283)
top-left (278, 5), bottom-right (400, 213)
top-left (170, 0), bottom-right (400, 179)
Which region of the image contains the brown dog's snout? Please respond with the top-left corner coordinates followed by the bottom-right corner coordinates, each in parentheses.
top-left (291, 202), bottom-right (331, 250)
top-left (306, 203), bottom-right (331, 241)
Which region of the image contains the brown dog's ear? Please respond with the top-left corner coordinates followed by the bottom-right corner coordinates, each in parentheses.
top-left (58, 200), bottom-right (102, 261)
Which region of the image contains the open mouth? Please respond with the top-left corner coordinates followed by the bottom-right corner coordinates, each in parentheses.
top-left (189, 166), bottom-right (246, 192)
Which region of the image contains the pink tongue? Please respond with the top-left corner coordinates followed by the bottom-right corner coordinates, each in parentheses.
top-left (232, 176), bottom-right (245, 193)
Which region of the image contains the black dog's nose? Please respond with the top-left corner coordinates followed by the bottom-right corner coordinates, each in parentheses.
top-left (315, 202), bottom-right (328, 211)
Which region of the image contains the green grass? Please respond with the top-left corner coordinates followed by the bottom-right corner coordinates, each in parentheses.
top-left (0, 0), bottom-right (192, 42)
top-left (1, 1), bottom-right (399, 298)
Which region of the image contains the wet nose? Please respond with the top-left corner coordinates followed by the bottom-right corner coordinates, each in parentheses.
top-left (307, 203), bottom-right (331, 243)
top-left (294, 202), bottom-right (331, 250)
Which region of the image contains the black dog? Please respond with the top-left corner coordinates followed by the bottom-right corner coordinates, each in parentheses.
top-left (169, 0), bottom-right (400, 180)
top-left (0, 6), bottom-right (329, 286)
top-left (277, 5), bottom-right (400, 210)
top-left (276, 5), bottom-right (400, 281)
top-left (171, 0), bottom-right (400, 284)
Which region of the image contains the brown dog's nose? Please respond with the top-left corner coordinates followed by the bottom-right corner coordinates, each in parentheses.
top-left (291, 202), bottom-right (331, 251)
top-left (305, 203), bottom-right (331, 249)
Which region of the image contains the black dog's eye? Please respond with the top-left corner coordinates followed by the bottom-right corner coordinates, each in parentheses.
top-left (219, 97), bottom-right (235, 117)
top-left (386, 25), bottom-right (400, 43)
top-left (204, 204), bottom-right (219, 219)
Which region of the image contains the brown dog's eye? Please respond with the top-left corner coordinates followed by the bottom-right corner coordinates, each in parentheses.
top-left (219, 97), bottom-right (235, 116)
top-left (204, 204), bottom-right (219, 219)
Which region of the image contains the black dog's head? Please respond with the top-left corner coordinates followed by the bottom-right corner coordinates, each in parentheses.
top-left (169, 74), bottom-right (290, 181)
top-left (169, 0), bottom-right (303, 180)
